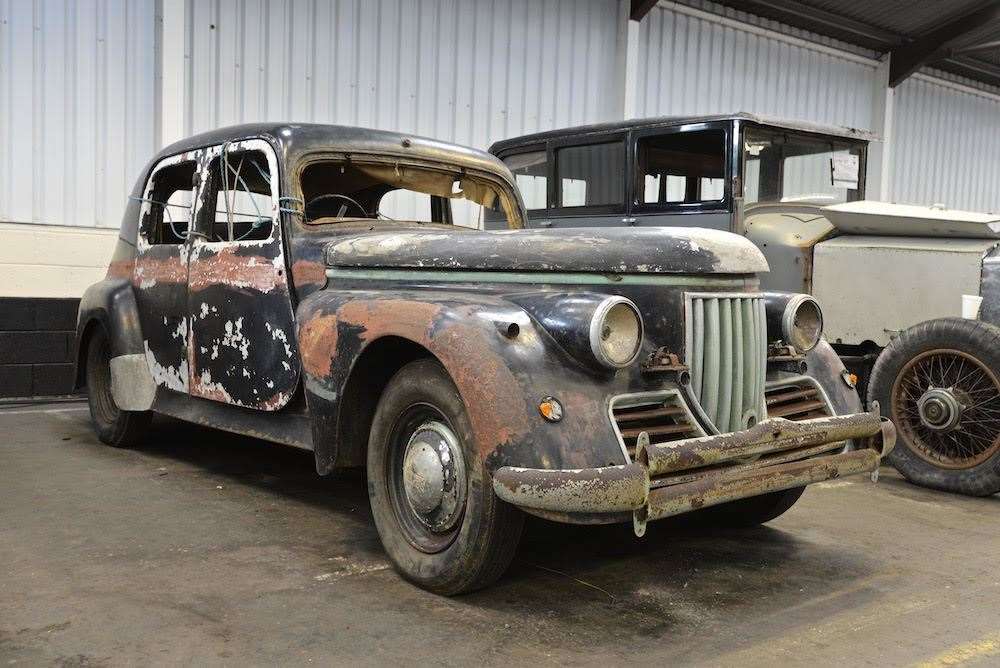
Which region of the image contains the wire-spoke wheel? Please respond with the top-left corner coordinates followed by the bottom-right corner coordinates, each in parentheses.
top-left (870, 318), bottom-right (1000, 496)
top-left (892, 349), bottom-right (1000, 469)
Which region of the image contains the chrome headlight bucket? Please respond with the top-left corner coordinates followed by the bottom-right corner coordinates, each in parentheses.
top-left (589, 296), bottom-right (644, 368)
top-left (763, 292), bottom-right (824, 353)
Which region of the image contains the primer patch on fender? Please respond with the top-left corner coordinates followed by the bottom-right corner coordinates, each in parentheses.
top-left (110, 354), bottom-right (156, 411)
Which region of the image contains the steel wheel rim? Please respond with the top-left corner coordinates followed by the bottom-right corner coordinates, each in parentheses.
top-left (890, 348), bottom-right (1000, 469)
top-left (385, 403), bottom-right (467, 554)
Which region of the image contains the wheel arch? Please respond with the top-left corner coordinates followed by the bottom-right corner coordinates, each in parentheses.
top-left (74, 279), bottom-right (146, 391)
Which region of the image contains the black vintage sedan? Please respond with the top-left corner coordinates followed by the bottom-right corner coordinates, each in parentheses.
top-left (75, 124), bottom-right (893, 594)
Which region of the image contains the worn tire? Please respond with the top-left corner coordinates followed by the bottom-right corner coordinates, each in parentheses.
top-left (693, 487), bottom-right (806, 527)
top-left (85, 327), bottom-right (151, 448)
top-left (367, 359), bottom-right (524, 595)
top-left (868, 318), bottom-right (1000, 496)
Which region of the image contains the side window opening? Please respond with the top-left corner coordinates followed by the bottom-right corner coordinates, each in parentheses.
top-left (204, 149), bottom-right (274, 242)
top-left (502, 150), bottom-right (548, 210)
top-left (143, 161), bottom-right (197, 245)
top-left (555, 141), bottom-right (624, 208)
top-left (637, 130), bottom-right (726, 206)
top-left (300, 161), bottom-right (515, 230)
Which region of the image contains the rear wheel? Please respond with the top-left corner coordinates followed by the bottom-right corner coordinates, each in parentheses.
top-left (367, 359), bottom-right (523, 595)
top-left (869, 318), bottom-right (1000, 496)
top-left (85, 327), bottom-right (151, 448)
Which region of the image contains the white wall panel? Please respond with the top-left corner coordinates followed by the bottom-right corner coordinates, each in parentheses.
top-left (182, 0), bottom-right (621, 152)
top-left (635, 1), bottom-right (880, 131)
top-left (891, 75), bottom-right (1000, 213)
top-left (0, 0), bottom-right (157, 228)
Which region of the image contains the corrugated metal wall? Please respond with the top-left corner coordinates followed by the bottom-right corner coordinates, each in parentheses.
top-left (0, 0), bottom-right (157, 228)
top-left (635, 1), bottom-right (880, 131)
top-left (2, 0), bottom-right (999, 230)
top-left (891, 75), bottom-right (1000, 213)
top-left (183, 0), bottom-right (621, 151)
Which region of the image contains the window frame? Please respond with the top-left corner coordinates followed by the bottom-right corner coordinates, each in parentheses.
top-left (738, 121), bottom-right (868, 205)
top-left (630, 121), bottom-right (733, 216)
top-left (192, 139), bottom-right (281, 245)
top-left (498, 144), bottom-right (550, 213)
top-left (549, 131), bottom-right (628, 217)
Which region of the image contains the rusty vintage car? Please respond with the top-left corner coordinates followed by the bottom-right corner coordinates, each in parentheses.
top-left (75, 124), bottom-right (894, 594)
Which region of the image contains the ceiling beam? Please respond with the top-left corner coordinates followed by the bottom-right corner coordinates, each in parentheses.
top-left (630, 0), bottom-right (660, 21)
top-left (712, 0), bottom-right (901, 49)
top-left (889, 1), bottom-right (1000, 87)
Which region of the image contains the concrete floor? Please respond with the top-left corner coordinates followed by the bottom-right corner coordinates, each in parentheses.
top-left (2, 403), bottom-right (1000, 667)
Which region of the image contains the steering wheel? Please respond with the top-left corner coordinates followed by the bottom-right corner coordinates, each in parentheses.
top-left (304, 193), bottom-right (370, 219)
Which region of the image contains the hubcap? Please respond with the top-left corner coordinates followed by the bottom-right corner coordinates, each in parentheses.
top-left (917, 387), bottom-right (964, 431)
top-left (401, 421), bottom-right (466, 533)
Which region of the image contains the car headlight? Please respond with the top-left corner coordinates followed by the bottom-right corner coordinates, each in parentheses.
top-left (589, 297), bottom-right (643, 368)
top-left (782, 294), bottom-right (823, 353)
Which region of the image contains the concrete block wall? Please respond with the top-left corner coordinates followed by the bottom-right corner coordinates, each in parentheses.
top-left (0, 298), bottom-right (80, 398)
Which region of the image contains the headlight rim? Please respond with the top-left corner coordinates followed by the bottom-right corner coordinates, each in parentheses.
top-left (588, 296), bottom-right (644, 369)
top-left (782, 294), bottom-right (824, 353)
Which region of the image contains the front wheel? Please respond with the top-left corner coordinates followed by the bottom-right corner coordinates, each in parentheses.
top-left (367, 358), bottom-right (523, 595)
top-left (85, 327), bottom-right (151, 448)
top-left (868, 318), bottom-right (1000, 496)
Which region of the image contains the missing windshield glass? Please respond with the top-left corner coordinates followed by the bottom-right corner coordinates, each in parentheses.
top-left (300, 161), bottom-right (515, 229)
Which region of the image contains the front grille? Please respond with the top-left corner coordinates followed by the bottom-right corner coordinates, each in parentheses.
top-left (765, 379), bottom-right (833, 421)
top-left (610, 392), bottom-right (703, 461)
top-left (686, 294), bottom-right (767, 433)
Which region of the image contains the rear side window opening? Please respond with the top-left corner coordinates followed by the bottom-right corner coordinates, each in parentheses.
top-left (142, 161), bottom-right (197, 245)
top-left (299, 160), bottom-right (520, 229)
top-left (636, 129), bottom-right (727, 207)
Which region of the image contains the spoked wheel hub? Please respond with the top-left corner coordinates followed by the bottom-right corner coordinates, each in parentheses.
top-left (916, 387), bottom-right (965, 432)
top-left (891, 349), bottom-right (1000, 469)
top-left (387, 408), bottom-right (469, 554)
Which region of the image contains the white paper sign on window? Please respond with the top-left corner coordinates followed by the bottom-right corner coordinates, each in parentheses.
top-left (832, 152), bottom-right (859, 190)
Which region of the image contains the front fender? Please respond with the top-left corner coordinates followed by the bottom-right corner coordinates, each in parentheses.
top-left (804, 338), bottom-right (863, 416)
top-left (295, 289), bottom-right (627, 476)
top-left (75, 278), bottom-right (147, 389)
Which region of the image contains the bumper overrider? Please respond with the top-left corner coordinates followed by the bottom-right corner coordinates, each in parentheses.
top-left (491, 405), bottom-right (896, 536)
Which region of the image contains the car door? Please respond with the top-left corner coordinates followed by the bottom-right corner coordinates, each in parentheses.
top-left (186, 139), bottom-right (300, 410)
top-left (132, 152), bottom-right (200, 393)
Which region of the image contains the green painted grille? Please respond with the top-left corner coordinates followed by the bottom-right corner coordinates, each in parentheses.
top-left (687, 294), bottom-right (767, 434)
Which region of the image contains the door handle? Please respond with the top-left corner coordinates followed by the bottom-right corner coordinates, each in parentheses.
top-left (536, 220), bottom-right (553, 228)
top-left (622, 217), bottom-right (637, 225)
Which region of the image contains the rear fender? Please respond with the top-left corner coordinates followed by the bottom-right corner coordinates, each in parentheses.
top-left (75, 279), bottom-right (155, 410)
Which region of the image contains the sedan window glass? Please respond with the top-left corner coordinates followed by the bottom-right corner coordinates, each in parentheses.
top-left (637, 130), bottom-right (726, 205)
top-left (503, 150), bottom-right (548, 210)
top-left (556, 141), bottom-right (624, 208)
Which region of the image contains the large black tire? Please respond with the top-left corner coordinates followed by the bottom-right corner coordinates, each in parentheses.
top-left (85, 327), bottom-right (151, 448)
top-left (868, 317), bottom-right (1000, 496)
top-left (367, 359), bottom-right (524, 595)
top-left (693, 487), bottom-right (806, 528)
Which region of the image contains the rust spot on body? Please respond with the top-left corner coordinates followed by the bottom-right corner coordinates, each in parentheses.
top-left (291, 259), bottom-right (327, 289)
top-left (189, 246), bottom-right (287, 293)
top-left (299, 313), bottom-right (340, 378)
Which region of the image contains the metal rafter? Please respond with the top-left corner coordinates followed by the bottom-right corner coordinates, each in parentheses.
top-left (889, 1), bottom-right (1000, 86)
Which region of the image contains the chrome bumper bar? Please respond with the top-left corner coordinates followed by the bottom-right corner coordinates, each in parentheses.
top-left (491, 406), bottom-right (895, 536)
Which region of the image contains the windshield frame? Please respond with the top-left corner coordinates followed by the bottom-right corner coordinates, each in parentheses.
top-left (738, 122), bottom-right (868, 206)
top-left (291, 151), bottom-right (526, 230)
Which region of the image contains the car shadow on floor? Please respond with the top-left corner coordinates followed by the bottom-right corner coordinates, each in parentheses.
top-left (100, 412), bottom-right (887, 650)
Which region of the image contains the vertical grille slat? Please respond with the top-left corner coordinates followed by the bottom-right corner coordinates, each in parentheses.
top-left (730, 298), bottom-right (744, 433)
top-left (702, 299), bottom-right (720, 422)
top-left (688, 294), bottom-right (768, 434)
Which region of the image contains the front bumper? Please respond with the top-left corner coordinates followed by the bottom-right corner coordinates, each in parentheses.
top-left (491, 407), bottom-right (895, 536)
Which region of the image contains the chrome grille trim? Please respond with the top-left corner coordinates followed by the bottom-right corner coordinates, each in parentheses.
top-left (685, 293), bottom-right (768, 434)
top-left (608, 390), bottom-right (706, 463)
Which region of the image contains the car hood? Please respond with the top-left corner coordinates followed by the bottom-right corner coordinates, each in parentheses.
top-left (323, 226), bottom-right (768, 275)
